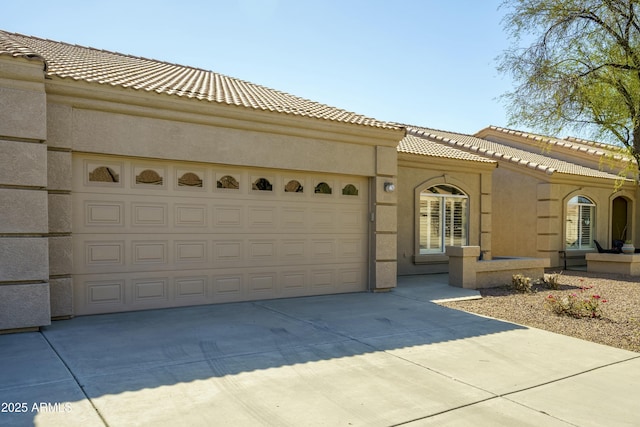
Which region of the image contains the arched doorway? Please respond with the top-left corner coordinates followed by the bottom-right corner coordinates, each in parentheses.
top-left (612, 197), bottom-right (629, 242)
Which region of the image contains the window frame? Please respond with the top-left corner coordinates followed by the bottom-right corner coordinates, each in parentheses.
top-left (565, 195), bottom-right (596, 250)
top-left (417, 184), bottom-right (470, 255)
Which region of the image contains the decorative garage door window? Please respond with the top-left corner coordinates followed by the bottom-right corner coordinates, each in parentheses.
top-left (419, 185), bottom-right (468, 254)
top-left (342, 184), bottom-right (359, 196)
top-left (217, 175), bottom-right (239, 189)
top-left (252, 177), bottom-right (273, 191)
top-left (285, 180), bottom-right (304, 193)
top-left (89, 166), bottom-right (120, 183)
top-left (315, 182), bottom-right (332, 194)
top-left (566, 195), bottom-right (595, 250)
top-left (135, 168), bottom-right (164, 186)
top-left (178, 172), bottom-right (203, 187)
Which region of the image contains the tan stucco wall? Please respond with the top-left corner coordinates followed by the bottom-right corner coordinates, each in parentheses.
top-left (45, 80), bottom-right (401, 174)
top-left (374, 146), bottom-right (399, 289)
top-left (68, 108), bottom-right (378, 176)
top-left (43, 76), bottom-right (402, 317)
top-left (553, 182), bottom-right (637, 261)
top-left (46, 102), bottom-right (74, 318)
top-left (0, 57), bottom-right (51, 330)
top-left (490, 162), bottom-right (637, 268)
top-left (396, 155), bottom-right (494, 275)
top-left (490, 167), bottom-right (541, 258)
top-left (0, 53), bottom-right (404, 327)
top-left (446, 246), bottom-right (550, 289)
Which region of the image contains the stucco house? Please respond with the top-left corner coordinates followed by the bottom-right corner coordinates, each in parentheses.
top-left (0, 30), bottom-right (402, 331)
top-left (396, 129), bottom-right (497, 276)
top-left (1, 30), bottom-right (636, 332)
top-left (397, 125), bottom-right (636, 274)
top-left (475, 126), bottom-right (636, 264)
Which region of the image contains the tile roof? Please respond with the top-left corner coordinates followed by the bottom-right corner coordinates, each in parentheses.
top-left (0, 30), bottom-right (399, 130)
top-left (479, 126), bottom-right (629, 161)
top-left (563, 135), bottom-right (630, 157)
top-left (406, 125), bottom-right (628, 181)
top-left (398, 134), bottom-right (495, 164)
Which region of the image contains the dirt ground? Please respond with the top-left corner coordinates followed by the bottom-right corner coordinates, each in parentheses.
top-left (439, 270), bottom-right (640, 353)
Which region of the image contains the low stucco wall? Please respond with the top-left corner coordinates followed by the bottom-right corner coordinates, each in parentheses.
top-left (446, 246), bottom-right (550, 289)
top-left (475, 258), bottom-right (550, 288)
top-left (586, 253), bottom-right (640, 276)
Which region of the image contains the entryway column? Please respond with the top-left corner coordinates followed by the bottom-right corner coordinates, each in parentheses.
top-left (372, 146), bottom-right (397, 291)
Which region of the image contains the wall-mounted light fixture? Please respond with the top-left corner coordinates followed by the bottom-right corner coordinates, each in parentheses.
top-left (384, 182), bottom-right (396, 193)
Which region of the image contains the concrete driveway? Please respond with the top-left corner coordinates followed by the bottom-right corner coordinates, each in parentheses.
top-left (1, 274), bottom-right (639, 426)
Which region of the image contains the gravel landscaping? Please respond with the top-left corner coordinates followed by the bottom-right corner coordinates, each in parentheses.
top-left (439, 270), bottom-right (640, 353)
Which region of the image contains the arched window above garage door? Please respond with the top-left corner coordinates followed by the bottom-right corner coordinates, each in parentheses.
top-left (315, 182), bottom-right (332, 194)
top-left (252, 178), bottom-right (273, 191)
top-left (285, 180), bottom-right (304, 193)
top-left (342, 184), bottom-right (359, 196)
top-left (217, 175), bottom-right (239, 189)
top-left (89, 166), bottom-right (119, 183)
top-left (178, 172), bottom-right (203, 187)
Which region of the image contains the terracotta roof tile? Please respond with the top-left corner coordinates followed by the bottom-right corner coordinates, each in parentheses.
top-left (481, 126), bottom-right (629, 161)
top-left (398, 135), bottom-right (495, 164)
top-left (0, 30), bottom-right (398, 130)
top-left (406, 125), bottom-right (628, 181)
top-left (563, 135), bottom-right (629, 158)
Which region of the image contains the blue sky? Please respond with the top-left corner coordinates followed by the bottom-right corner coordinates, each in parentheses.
top-left (2, 0), bottom-right (517, 135)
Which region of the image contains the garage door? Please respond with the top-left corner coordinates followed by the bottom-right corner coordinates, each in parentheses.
top-left (72, 155), bottom-right (370, 315)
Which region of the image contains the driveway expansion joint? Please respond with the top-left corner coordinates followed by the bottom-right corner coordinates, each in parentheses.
top-left (40, 330), bottom-right (109, 427)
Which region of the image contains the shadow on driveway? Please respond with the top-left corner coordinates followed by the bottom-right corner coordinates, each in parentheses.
top-left (1, 277), bottom-right (529, 426)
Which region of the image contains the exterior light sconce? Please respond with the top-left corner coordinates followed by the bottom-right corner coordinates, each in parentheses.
top-left (384, 182), bottom-right (396, 193)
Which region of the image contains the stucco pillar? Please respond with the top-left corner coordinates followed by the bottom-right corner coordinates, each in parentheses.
top-left (0, 56), bottom-right (51, 331)
top-left (445, 246), bottom-right (480, 288)
top-left (537, 182), bottom-right (562, 267)
top-left (46, 103), bottom-right (74, 318)
top-left (372, 146), bottom-right (397, 291)
top-left (480, 171), bottom-right (492, 260)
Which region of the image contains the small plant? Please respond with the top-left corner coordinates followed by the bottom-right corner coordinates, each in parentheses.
top-left (511, 274), bottom-right (533, 293)
top-left (545, 285), bottom-right (607, 318)
top-left (542, 272), bottom-right (561, 290)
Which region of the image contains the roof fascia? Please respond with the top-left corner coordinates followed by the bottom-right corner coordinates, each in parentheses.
top-left (397, 152), bottom-right (497, 172)
top-left (415, 132), bottom-right (559, 175)
top-left (496, 158), bottom-right (631, 188)
top-left (43, 77), bottom-right (405, 148)
top-left (475, 126), bottom-right (630, 171)
top-left (545, 171), bottom-right (634, 190)
top-left (0, 55), bottom-right (45, 84)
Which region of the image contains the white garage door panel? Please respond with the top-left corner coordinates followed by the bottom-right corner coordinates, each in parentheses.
top-left (72, 233), bottom-right (366, 274)
top-left (72, 155), bottom-right (369, 315)
top-left (75, 197), bottom-right (365, 234)
top-left (74, 263), bottom-right (366, 314)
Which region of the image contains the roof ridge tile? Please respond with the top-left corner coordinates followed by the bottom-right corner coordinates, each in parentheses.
top-left (483, 125), bottom-right (628, 159)
top-left (406, 124), bottom-right (624, 180)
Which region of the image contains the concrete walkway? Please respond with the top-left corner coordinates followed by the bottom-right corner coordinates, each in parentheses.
top-left (1, 274), bottom-right (639, 426)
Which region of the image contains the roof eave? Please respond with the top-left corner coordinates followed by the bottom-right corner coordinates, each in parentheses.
top-left (44, 76), bottom-right (405, 148)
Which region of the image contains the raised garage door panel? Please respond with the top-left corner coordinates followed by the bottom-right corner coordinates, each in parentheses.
top-left (72, 155), bottom-right (369, 315)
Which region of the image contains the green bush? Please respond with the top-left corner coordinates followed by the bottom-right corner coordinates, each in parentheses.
top-left (545, 285), bottom-right (607, 318)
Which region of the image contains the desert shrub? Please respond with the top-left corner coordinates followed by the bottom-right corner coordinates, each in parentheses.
top-left (511, 274), bottom-right (533, 293)
top-left (545, 285), bottom-right (607, 318)
top-left (542, 272), bottom-right (561, 290)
